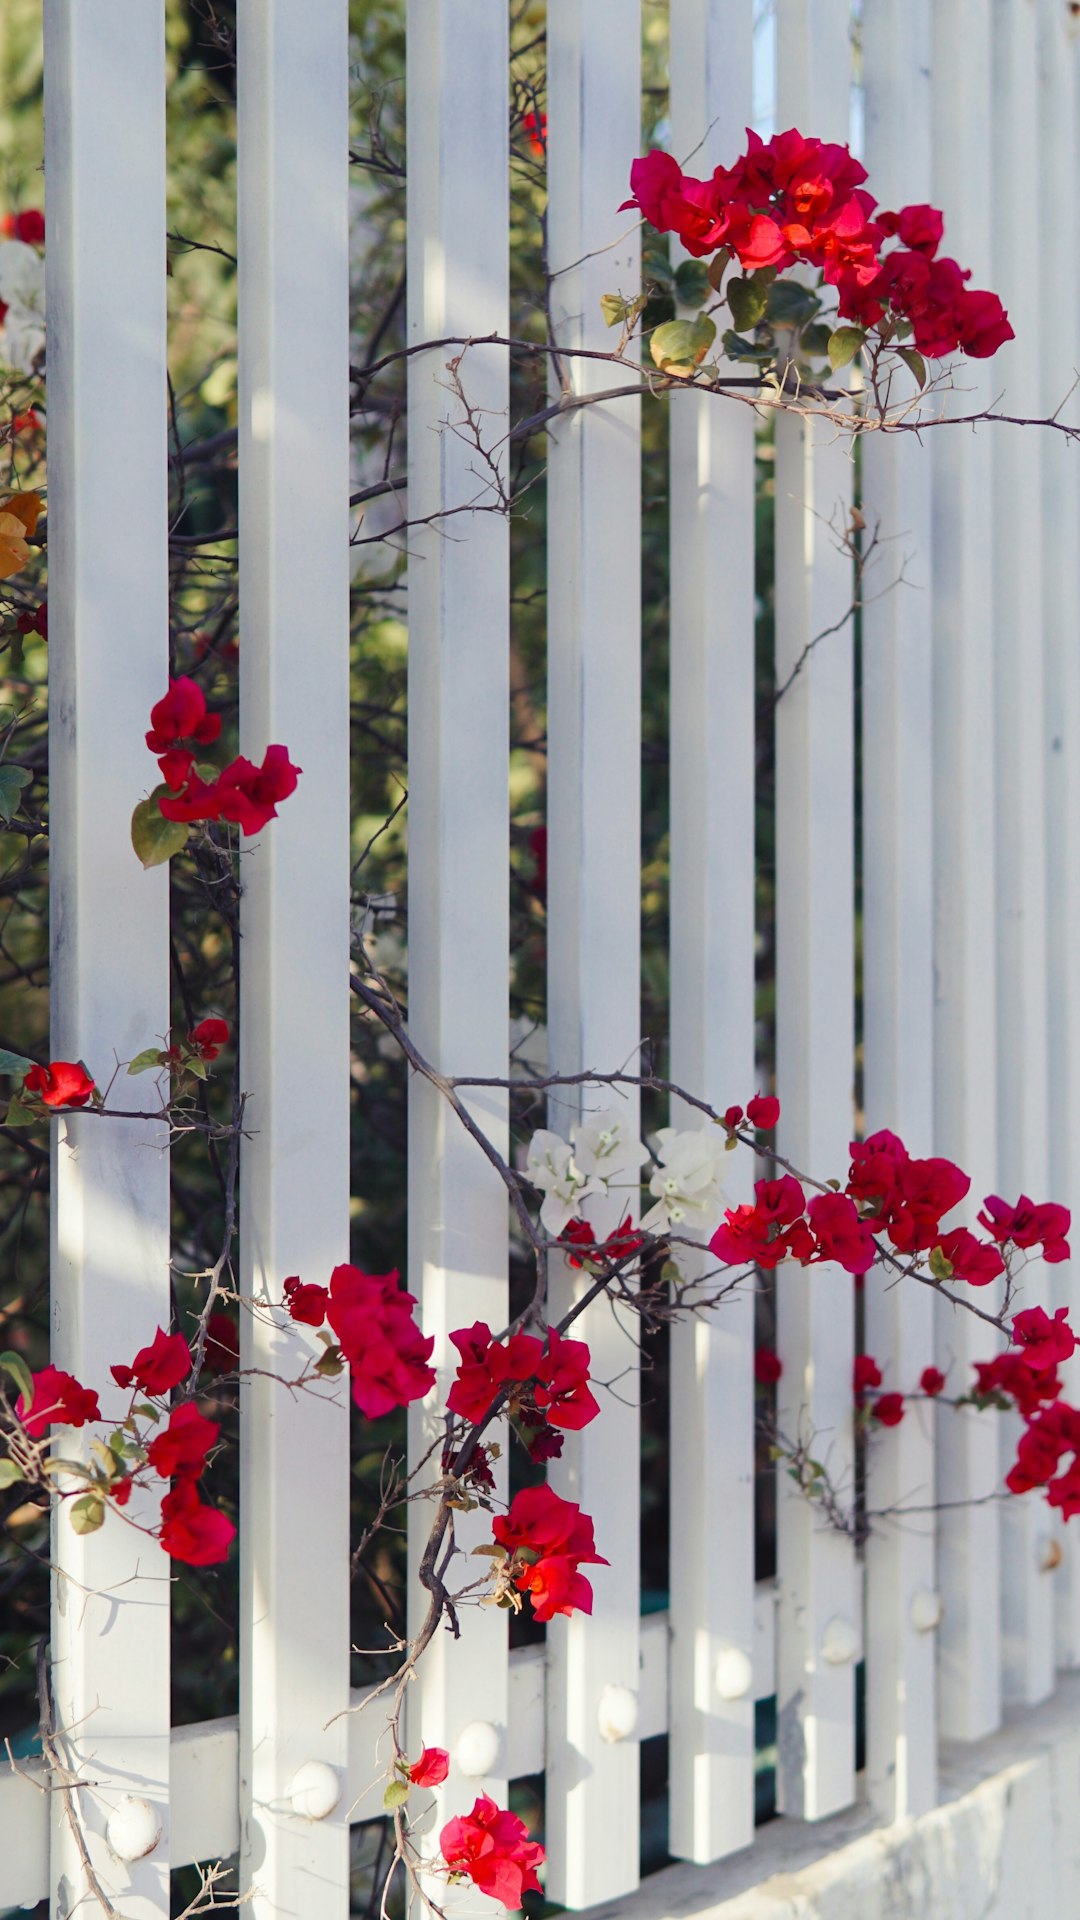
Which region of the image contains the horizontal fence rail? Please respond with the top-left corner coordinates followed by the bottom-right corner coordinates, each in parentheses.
top-left (4, 2), bottom-right (1080, 1917)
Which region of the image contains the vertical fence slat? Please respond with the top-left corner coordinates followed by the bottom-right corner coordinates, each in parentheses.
top-left (44, 8), bottom-right (171, 1914)
top-left (667, 0), bottom-right (756, 1866)
top-left (990, 0), bottom-right (1056, 1710)
top-left (545, 0), bottom-right (642, 1903)
top-left (860, 0), bottom-right (939, 1821)
top-left (930, 0), bottom-right (1003, 1745)
top-left (236, 5), bottom-right (352, 1912)
top-left (773, 0), bottom-right (858, 1824)
top-left (404, 0), bottom-right (511, 1839)
top-left (1039, 0), bottom-right (1080, 1674)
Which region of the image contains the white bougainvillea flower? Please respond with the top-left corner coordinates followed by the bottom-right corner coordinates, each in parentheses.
top-left (640, 1124), bottom-right (728, 1244)
top-left (0, 241), bottom-right (45, 374)
top-left (525, 1128), bottom-right (598, 1237)
top-left (571, 1105), bottom-right (649, 1184)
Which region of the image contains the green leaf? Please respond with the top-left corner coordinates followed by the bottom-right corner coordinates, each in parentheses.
top-left (314, 1347), bottom-right (344, 1378)
top-left (0, 1349), bottom-right (35, 1411)
top-left (4, 1093), bottom-right (36, 1127)
top-left (132, 1402), bottom-right (161, 1423)
top-left (0, 1048), bottom-right (33, 1077)
top-left (706, 253), bottom-right (728, 295)
top-left (895, 345), bottom-right (928, 390)
top-left (799, 322), bottom-right (833, 359)
top-left (131, 790), bottom-right (190, 870)
top-left (649, 314), bottom-right (717, 376)
top-left (720, 329), bottom-right (774, 363)
top-left (764, 278), bottom-right (821, 327)
top-left (383, 1778), bottom-right (411, 1811)
top-left (127, 1047), bottom-right (166, 1076)
top-left (726, 274), bottom-right (769, 333)
top-left (673, 259), bottom-right (711, 308)
top-left (69, 1493), bottom-right (106, 1536)
top-left (642, 247), bottom-right (674, 289)
top-left (600, 293), bottom-right (628, 329)
top-left (0, 1458), bottom-right (25, 1489)
top-left (827, 325), bottom-right (866, 372)
top-left (928, 1244), bottom-right (954, 1280)
top-left (0, 765), bottom-right (32, 824)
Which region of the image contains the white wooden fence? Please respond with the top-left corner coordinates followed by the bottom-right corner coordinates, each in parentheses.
top-left (3, 0), bottom-right (1080, 1914)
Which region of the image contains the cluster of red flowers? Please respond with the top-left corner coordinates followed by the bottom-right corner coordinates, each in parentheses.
top-left (22, 1059), bottom-right (96, 1109)
top-left (490, 1484), bottom-right (606, 1623)
top-left (447, 1320), bottom-right (599, 1455)
top-left (625, 128), bottom-right (1013, 360)
top-left (284, 1265), bottom-right (435, 1418)
top-left (146, 677), bottom-right (300, 834)
top-left (723, 1092), bottom-right (780, 1131)
top-left (970, 1308), bottom-right (1080, 1514)
top-left (710, 1123), bottom-right (1068, 1287)
top-left (440, 1793), bottom-right (545, 1907)
top-left (14, 1327), bottom-right (236, 1566)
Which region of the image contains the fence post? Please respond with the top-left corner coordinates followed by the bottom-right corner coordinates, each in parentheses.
top-left (1038, 0), bottom-right (1080, 1675)
top-left (404, 0), bottom-right (512, 1854)
top-left (772, 0), bottom-right (859, 1825)
top-left (667, 0), bottom-right (757, 1866)
top-left (545, 0), bottom-right (643, 1903)
top-left (236, 3), bottom-right (352, 1912)
top-left (929, 0), bottom-right (1003, 1744)
top-left (44, 5), bottom-right (171, 1913)
top-left (860, 0), bottom-right (939, 1822)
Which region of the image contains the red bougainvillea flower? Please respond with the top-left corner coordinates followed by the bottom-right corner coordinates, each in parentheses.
top-left (203, 1312), bottom-right (240, 1375)
top-left (807, 1191), bottom-right (876, 1275)
top-left (408, 1746), bottom-right (450, 1788)
top-left (147, 1401), bottom-right (219, 1480)
top-left (746, 1092), bottom-right (780, 1129)
top-left (440, 1794), bottom-right (545, 1908)
top-left (887, 1155), bottom-right (970, 1253)
top-left (754, 1347), bottom-right (783, 1385)
top-left (972, 1351), bottom-right (1061, 1418)
top-left (853, 1353), bottom-right (883, 1399)
top-left (522, 110), bottom-right (547, 158)
top-left (978, 1193), bottom-right (1071, 1263)
top-left (920, 1366), bottom-right (946, 1397)
top-left (932, 1226), bottom-right (1005, 1287)
top-left (158, 768), bottom-right (224, 824)
top-left (872, 1391), bottom-right (905, 1427)
top-left (533, 1329), bottom-right (600, 1431)
top-left (23, 1060), bottom-right (95, 1109)
top-left (560, 1214), bottom-right (644, 1271)
top-left (447, 1321), bottom-right (543, 1425)
top-left (326, 1264), bottom-right (435, 1418)
top-left (17, 1364), bottom-right (100, 1438)
top-left (15, 599), bottom-right (47, 639)
top-left (492, 1484), bottom-right (607, 1623)
top-left (157, 748), bottom-right (195, 791)
top-left (876, 202), bottom-right (944, 256)
top-left (145, 677), bottom-right (221, 753)
top-left (159, 1478), bottom-right (236, 1566)
top-left (710, 1175), bottom-right (814, 1271)
top-left (111, 1326), bottom-right (192, 1395)
top-left (1, 209), bottom-right (45, 245)
top-left (214, 745), bottom-right (301, 834)
top-left (1004, 1404), bottom-right (1077, 1495)
top-left (1011, 1306), bottom-right (1076, 1374)
top-left (188, 1017), bottom-right (229, 1061)
top-left (283, 1275), bottom-right (330, 1326)
top-left (11, 408), bottom-right (42, 436)
top-left (722, 1105), bottom-right (744, 1130)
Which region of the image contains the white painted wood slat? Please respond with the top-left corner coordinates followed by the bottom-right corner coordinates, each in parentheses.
top-left (44, 7), bottom-right (172, 1914)
top-left (1038, 0), bottom-right (1080, 1675)
top-left (667, 0), bottom-right (757, 1867)
top-left (545, 0), bottom-right (642, 1904)
top-left (236, 3), bottom-right (352, 1913)
top-left (860, 0), bottom-right (939, 1822)
top-left (929, 0), bottom-right (1003, 1746)
top-left (772, 0), bottom-right (859, 1825)
top-left (990, 0), bottom-right (1056, 1712)
top-left (404, 0), bottom-right (512, 1849)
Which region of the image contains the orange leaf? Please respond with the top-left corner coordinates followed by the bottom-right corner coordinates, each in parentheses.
top-left (0, 490), bottom-right (42, 537)
top-left (0, 512), bottom-right (30, 581)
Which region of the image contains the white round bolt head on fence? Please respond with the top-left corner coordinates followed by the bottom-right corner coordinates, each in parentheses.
top-left (820, 1617), bottom-right (860, 1667)
top-left (910, 1586), bottom-right (944, 1633)
top-left (455, 1720), bottom-right (502, 1778)
top-left (106, 1796), bottom-right (163, 1862)
top-left (714, 1644), bottom-right (754, 1701)
top-left (288, 1760), bottom-right (342, 1821)
top-left (596, 1684), bottom-right (639, 1743)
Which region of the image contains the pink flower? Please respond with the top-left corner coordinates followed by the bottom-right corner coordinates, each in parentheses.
top-left (807, 1191), bottom-right (876, 1275)
top-left (440, 1795), bottom-right (545, 1908)
top-left (978, 1194), bottom-right (1071, 1263)
top-left (1011, 1306), bottom-right (1076, 1374)
top-left (409, 1746), bottom-right (450, 1788)
top-left (18, 1365), bottom-right (100, 1438)
top-left (933, 1227), bottom-right (1005, 1287)
top-left (326, 1265), bottom-right (435, 1419)
top-left (215, 745), bottom-right (301, 834)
